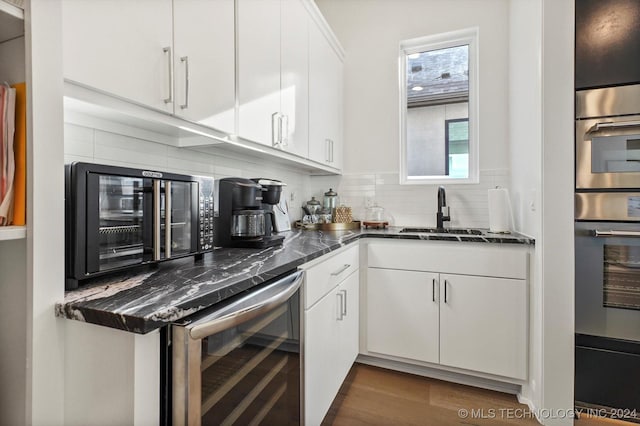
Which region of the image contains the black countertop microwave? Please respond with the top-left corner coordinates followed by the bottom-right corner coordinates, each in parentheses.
top-left (65, 162), bottom-right (214, 290)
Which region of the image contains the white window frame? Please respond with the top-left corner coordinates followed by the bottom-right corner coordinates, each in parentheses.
top-left (399, 27), bottom-right (479, 185)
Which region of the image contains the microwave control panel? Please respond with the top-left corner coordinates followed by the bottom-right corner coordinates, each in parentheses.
top-left (198, 178), bottom-right (215, 251)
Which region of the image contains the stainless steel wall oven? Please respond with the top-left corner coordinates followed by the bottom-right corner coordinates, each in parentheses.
top-left (170, 270), bottom-right (303, 426)
top-left (65, 162), bottom-right (214, 289)
top-left (575, 84), bottom-right (640, 416)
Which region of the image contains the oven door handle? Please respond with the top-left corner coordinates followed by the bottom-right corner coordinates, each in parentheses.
top-left (593, 229), bottom-right (640, 238)
top-left (187, 270), bottom-right (304, 340)
top-left (592, 120), bottom-right (640, 132)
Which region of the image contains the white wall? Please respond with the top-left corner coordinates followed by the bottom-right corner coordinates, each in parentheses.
top-left (508, 0), bottom-right (543, 415)
top-left (63, 123), bottom-right (311, 222)
top-left (539, 0), bottom-right (575, 424)
top-left (26, 0), bottom-right (66, 424)
top-left (313, 0), bottom-right (511, 229)
top-left (316, 0), bottom-right (510, 175)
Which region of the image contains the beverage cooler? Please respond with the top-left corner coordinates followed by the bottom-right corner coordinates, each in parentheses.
top-left (168, 270), bottom-right (303, 426)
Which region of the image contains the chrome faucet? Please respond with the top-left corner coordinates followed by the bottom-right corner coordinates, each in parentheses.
top-left (436, 186), bottom-right (450, 230)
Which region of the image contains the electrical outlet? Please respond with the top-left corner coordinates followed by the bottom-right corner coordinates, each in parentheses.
top-left (290, 191), bottom-right (296, 203)
top-left (365, 197), bottom-right (374, 208)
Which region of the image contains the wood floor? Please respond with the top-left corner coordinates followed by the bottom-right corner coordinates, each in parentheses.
top-left (321, 363), bottom-right (635, 426)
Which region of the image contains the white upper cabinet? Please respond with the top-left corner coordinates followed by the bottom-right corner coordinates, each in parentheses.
top-left (237, 0), bottom-right (281, 146)
top-left (173, 0), bottom-right (235, 134)
top-left (62, 0), bottom-right (174, 113)
top-left (280, 0), bottom-right (309, 158)
top-left (238, 0), bottom-right (309, 157)
top-left (308, 19), bottom-right (343, 169)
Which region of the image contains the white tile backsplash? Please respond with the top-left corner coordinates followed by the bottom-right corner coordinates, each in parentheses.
top-left (64, 122), bottom-right (506, 227)
top-left (309, 170), bottom-right (510, 229)
top-left (64, 123), bottom-right (311, 222)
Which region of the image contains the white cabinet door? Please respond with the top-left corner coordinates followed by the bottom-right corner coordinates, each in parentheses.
top-left (237, 0), bottom-right (281, 146)
top-left (366, 268), bottom-right (440, 364)
top-left (62, 0), bottom-right (174, 113)
top-left (173, 0), bottom-right (235, 134)
top-left (304, 284), bottom-right (341, 426)
top-left (336, 271), bottom-right (359, 383)
top-left (439, 274), bottom-right (527, 380)
top-left (309, 21), bottom-right (343, 168)
top-left (280, 0), bottom-right (309, 158)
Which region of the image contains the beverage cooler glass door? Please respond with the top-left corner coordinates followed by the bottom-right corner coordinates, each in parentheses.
top-left (172, 270), bottom-right (303, 426)
top-left (86, 173), bottom-right (152, 273)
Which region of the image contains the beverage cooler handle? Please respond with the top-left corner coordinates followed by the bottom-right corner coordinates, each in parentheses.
top-left (153, 180), bottom-right (162, 261)
top-left (187, 270), bottom-right (304, 340)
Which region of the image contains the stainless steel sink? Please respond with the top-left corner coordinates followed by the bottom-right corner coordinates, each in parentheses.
top-left (399, 227), bottom-right (483, 235)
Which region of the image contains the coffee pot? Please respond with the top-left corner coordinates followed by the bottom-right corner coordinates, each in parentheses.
top-left (214, 177), bottom-right (284, 249)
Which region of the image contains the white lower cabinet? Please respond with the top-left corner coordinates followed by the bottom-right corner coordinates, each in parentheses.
top-left (439, 273), bottom-right (527, 380)
top-left (366, 269), bottom-right (439, 364)
top-left (303, 246), bottom-right (359, 426)
top-left (365, 241), bottom-right (529, 381)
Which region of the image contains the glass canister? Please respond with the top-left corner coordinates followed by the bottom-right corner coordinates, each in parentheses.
top-left (323, 188), bottom-right (338, 211)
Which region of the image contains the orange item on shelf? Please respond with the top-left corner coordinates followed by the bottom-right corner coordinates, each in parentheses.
top-left (11, 82), bottom-right (26, 226)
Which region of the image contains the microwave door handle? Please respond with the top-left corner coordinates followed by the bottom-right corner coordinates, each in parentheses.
top-left (165, 181), bottom-right (172, 259)
top-left (153, 180), bottom-right (162, 261)
top-left (593, 229), bottom-right (640, 238)
top-left (188, 271), bottom-right (304, 340)
top-left (592, 120), bottom-right (640, 132)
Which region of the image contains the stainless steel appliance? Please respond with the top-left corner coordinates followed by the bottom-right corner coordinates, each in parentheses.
top-left (171, 270), bottom-right (303, 426)
top-left (575, 84), bottom-right (640, 415)
top-left (576, 84), bottom-right (640, 190)
top-left (215, 177), bottom-right (284, 249)
top-left (65, 162), bottom-right (214, 289)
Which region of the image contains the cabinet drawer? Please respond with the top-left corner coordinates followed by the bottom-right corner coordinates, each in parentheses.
top-left (302, 245), bottom-right (359, 309)
top-left (368, 241), bottom-right (528, 279)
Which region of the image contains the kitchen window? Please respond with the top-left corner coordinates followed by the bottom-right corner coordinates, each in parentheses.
top-left (399, 28), bottom-right (479, 184)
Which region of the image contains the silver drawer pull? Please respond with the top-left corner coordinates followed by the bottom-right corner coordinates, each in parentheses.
top-left (330, 264), bottom-right (351, 276)
top-left (593, 230), bottom-right (640, 238)
top-left (336, 292), bottom-right (344, 320)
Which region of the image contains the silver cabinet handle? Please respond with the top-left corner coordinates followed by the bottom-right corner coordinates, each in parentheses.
top-left (179, 56), bottom-right (189, 109)
top-left (340, 289), bottom-right (347, 316)
top-left (187, 271), bottom-right (304, 339)
top-left (325, 139), bottom-right (331, 162)
top-left (594, 120), bottom-right (640, 131)
top-left (272, 112), bottom-right (281, 147)
top-left (330, 140), bottom-right (334, 163)
top-left (330, 264), bottom-right (351, 276)
top-left (153, 180), bottom-right (161, 260)
top-left (163, 46), bottom-right (173, 104)
top-left (593, 229), bottom-right (640, 238)
top-left (432, 278), bottom-right (436, 302)
top-left (281, 114), bottom-right (289, 147)
top-left (336, 292), bottom-right (344, 320)
top-left (444, 279), bottom-right (448, 304)
top-left (165, 181), bottom-right (172, 259)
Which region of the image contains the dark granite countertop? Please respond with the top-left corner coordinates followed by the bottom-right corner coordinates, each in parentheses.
top-left (55, 227), bottom-right (533, 334)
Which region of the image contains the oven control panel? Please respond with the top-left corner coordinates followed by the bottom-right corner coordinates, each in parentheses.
top-left (198, 178), bottom-right (215, 251)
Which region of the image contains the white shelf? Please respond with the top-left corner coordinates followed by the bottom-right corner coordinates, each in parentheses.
top-left (0, 226), bottom-right (26, 241)
top-left (0, 1), bottom-right (24, 44)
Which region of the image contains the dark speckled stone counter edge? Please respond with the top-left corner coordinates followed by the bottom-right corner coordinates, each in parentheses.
top-left (55, 228), bottom-right (533, 334)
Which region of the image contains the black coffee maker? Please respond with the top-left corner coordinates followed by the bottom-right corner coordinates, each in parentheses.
top-left (251, 178), bottom-right (286, 236)
top-left (215, 177), bottom-right (284, 249)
